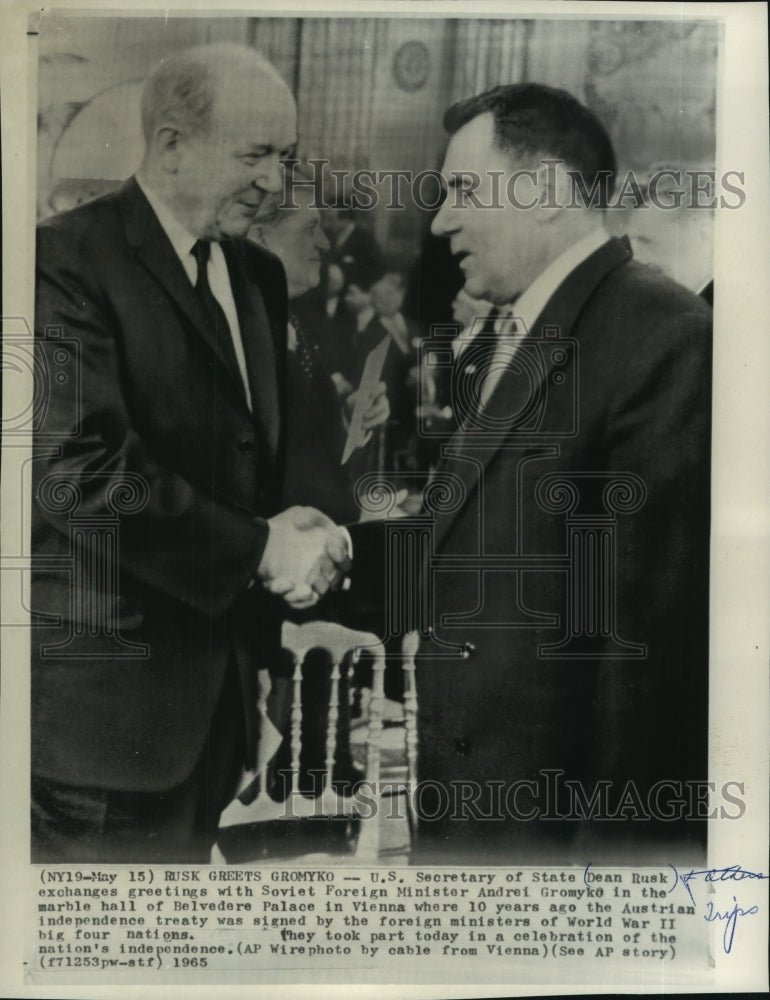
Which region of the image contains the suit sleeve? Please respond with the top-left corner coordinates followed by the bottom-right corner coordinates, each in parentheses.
top-left (585, 302), bottom-right (712, 815)
top-left (308, 519), bottom-right (389, 637)
top-left (34, 223), bottom-right (270, 618)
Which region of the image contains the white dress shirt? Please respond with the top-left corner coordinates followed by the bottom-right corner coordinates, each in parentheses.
top-left (479, 227), bottom-right (610, 408)
top-left (136, 177), bottom-right (253, 409)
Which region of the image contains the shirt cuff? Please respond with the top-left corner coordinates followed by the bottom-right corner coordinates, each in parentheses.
top-left (339, 525), bottom-right (353, 559)
top-left (339, 526), bottom-right (353, 591)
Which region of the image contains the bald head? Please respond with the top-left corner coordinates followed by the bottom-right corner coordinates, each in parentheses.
top-left (141, 43), bottom-right (291, 143)
top-left (138, 43), bottom-right (297, 241)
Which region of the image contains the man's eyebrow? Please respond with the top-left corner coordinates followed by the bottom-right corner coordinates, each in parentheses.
top-left (237, 142), bottom-right (297, 158)
top-left (445, 174), bottom-right (478, 188)
top-left (449, 172), bottom-right (481, 186)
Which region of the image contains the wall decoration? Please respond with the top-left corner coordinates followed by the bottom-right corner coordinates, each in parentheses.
top-left (392, 40), bottom-right (430, 92)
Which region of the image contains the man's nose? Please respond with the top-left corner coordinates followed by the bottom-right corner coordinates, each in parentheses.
top-left (431, 195), bottom-right (454, 238)
top-left (255, 155), bottom-right (284, 194)
top-left (316, 227), bottom-right (330, 252)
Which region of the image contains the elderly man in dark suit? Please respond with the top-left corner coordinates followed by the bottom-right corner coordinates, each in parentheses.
top-left (31, 43), bottom-right (349, 863)
top-left (339, 83), bottom-right (711, 864)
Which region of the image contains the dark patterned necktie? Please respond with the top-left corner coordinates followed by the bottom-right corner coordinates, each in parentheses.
top-left (289, 314), bottom-right (318, 383)
top-left (191, 239), bottom-right (242, 382)
top-left (451, 308), bottom-right (500, 422)
top-left (193, 239), bottom-right (282, 458)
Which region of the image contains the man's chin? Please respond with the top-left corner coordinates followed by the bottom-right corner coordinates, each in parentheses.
top-left (462, 277), bottom-right (489, 301)
top-left (218, 205), bottom-right (261, 239)
top-left (218, 220), bottom-right (254, 240)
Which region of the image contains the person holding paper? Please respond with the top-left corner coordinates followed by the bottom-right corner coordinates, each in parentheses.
top-left (31, 44), bottom-right (351, 863)
top-left (341, 263), bottom-right (416, 470)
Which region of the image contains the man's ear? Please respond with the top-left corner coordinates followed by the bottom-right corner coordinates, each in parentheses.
top-left (152, 126), bottom-right (183, 173)
top-left (533, 158), bottom-right (570, 222)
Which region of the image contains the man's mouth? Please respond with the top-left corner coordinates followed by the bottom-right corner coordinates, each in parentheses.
top-left (238, 191), bottom-right (266, 211)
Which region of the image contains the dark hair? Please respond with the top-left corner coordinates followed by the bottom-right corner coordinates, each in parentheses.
top-left (342, 260), bottom-right (384, 293)
top-left (328, 203), bottom-right (358, 220)
top-left (444, 83), bottom-right (617, 201)
top-left (378, 253), bottom-right (408, 283)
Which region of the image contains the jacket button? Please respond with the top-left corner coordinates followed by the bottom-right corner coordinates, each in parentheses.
top-left (455, 738), bottom-right (471, 756)
top-left (462, 641), bottom-right (475, 659)
top-left (238, 439), bottom-right (255, 452)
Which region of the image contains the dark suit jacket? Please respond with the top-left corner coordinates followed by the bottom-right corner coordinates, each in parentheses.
top-left (32, 178), bottom-right (288, 794)
top-left (329, 222), bottom-right (382, 275)
top-left (345, 237), bottom-right (712, 863)
top-left (282, 324), bottom-right (359, 523)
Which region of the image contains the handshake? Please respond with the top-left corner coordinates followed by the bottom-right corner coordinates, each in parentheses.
top-left (256, 506), bottom-right (352, 610)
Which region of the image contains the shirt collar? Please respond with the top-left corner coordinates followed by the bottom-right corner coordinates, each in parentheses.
top-left (508, 226), bottom-right (610, 332)
top-left (356, 306), bottom-right (375, 332)
top-left (381, 313), bottom-right (409, 351)
top-left (335, 221), bottom-right (356, 249)
top-left (135, 175), bottom-right (198, 266)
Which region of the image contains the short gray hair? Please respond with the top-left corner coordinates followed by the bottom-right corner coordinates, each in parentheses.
top-left (140, 42), bottom-right (286, 142)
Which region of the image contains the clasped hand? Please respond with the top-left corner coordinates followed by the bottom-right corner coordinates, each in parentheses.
top-left (257, 506), bottom-right (351, 609)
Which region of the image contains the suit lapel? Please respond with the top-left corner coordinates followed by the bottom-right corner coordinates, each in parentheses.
top-left (430, 236), bottom-right (633, 551)
top-left (222, 239), bottom-right (283, 458)
top-left (117, 178), bottom-right (251, 407)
